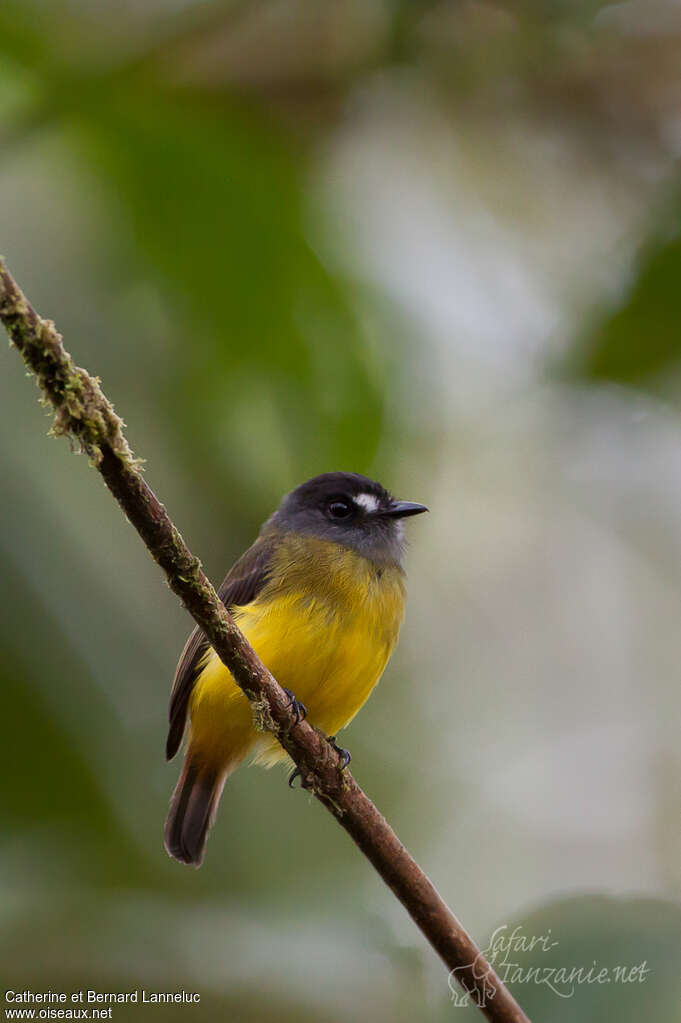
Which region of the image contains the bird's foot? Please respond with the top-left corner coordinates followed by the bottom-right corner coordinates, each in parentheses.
top-left (283, 688), bottom-right (307, 726)
top-left (287, 732), bottom-right (351, 790)
top-left (327, 735), bottom-right (352, 771)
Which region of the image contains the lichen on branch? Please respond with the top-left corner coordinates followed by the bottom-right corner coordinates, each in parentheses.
top-left (0, 261), bottom-right (136, 467)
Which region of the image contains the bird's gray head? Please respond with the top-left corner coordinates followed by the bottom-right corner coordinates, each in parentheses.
top-left (267, 472), bottom-right (428, 566)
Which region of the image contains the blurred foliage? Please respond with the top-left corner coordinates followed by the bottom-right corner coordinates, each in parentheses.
top-left (78, 83), bottom-right (384, 509)
top-left (0, 0), bottom-right (386, 525)
top-left (570, 222), bottom-right (681, 391)
top-left (3, 1), bottom-right (681, 1021)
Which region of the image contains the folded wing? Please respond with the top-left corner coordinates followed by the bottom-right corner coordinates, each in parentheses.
top-left (165, 533), bottom-right (275, 760)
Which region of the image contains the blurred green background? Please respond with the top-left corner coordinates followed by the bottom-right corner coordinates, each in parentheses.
top-left (3, 1), bottom-right (681, 1019)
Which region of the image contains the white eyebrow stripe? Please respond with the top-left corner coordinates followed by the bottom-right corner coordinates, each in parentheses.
top-left (354, 493), bottom-right (380, 513)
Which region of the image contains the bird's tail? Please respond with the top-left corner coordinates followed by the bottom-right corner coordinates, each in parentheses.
top-left (164, 756), bottom-right (231, 867)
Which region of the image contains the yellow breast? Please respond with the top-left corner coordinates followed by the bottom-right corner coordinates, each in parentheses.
top-left (189, 535), bottom-right (406, 768)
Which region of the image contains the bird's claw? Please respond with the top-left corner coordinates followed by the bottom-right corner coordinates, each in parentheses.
top-left (287, 733), bottom-right (351, 791)
top-left (283, 688), bottom-right (307, 725)
top-left (328, 735), bottom-right (352, 771)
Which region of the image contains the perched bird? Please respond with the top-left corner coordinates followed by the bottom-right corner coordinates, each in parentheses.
top-left (164, 471), bottom-right (427, 866)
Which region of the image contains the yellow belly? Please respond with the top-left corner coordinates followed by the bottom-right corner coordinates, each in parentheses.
top-left (188, 538), bottom-right (405, 769)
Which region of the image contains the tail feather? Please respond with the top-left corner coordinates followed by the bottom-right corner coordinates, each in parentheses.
top-left (164, 758), bottom-right (227, 867)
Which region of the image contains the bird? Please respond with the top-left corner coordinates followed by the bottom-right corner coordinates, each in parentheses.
top-left (164, 471), bottom-right (428, 866)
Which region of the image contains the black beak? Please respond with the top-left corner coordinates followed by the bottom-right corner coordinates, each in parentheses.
top-left (386, 500), bottom-right (429, 519)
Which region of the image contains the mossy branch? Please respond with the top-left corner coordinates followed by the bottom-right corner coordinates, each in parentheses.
top-left (0, 258), bottom-right (530, 1023)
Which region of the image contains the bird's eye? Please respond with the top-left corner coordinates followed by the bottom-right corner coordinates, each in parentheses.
top-left (327, 499), bottom-right (352, 520)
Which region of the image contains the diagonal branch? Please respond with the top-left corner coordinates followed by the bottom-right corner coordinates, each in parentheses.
top-left (0, 258), bottom-right (530, 1023)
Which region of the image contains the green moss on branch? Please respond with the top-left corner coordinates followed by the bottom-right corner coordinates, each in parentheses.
top-left (0, 259), bottom-right (137, 468)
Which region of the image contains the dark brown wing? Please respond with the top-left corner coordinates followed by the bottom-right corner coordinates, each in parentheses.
top-left (165, 533), bottom-right (275, 760)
